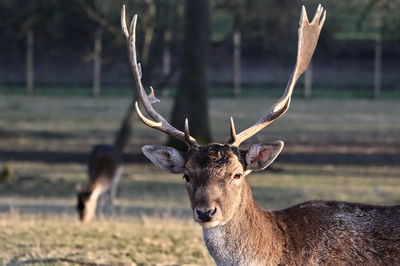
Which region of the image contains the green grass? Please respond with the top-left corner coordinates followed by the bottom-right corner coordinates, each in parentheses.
top-left (1, 95), bottom-right (400, 152)
top-left (0, 94), bottom-right (399, 264)
top-left (2, 86), bottom-right (400, 99)
top-left (0, 86), bottom-right (134, 97)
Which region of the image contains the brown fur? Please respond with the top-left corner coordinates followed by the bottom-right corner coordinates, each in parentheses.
top-left (183, 144), bottom-right (400, 265)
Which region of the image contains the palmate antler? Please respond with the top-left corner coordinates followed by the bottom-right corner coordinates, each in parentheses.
top-left (121, 5), bottom-right (199, 147)
top-left (228, 5), bottom-right (326, 146)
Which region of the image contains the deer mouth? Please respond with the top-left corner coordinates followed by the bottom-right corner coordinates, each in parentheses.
top-left (196, 219), bottom-right (222, 229)
top-left (193, 206), bottom-right (222, 228)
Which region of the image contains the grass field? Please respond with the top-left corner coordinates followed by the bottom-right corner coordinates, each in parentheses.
top-left (0, 94), bottom-right (400, 265)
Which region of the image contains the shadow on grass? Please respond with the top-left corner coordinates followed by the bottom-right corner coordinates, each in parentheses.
top-left (13, 259), bottom-right (164, 266)
top-left (10, 257), bottom-right (110, 266)
top-left (0, 150), bottom-right (148, 164)
top-left (0, 129), bottom-right (75, 139)
top-left (2, 149), bottom-right (400, 166)
top-left (0, 176), bottom-right (78, 197)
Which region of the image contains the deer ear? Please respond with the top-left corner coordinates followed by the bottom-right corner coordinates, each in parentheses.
top-left (244, 141), bottom-right (284, 172)
top-left (142, 145), bottom-right (185, 174)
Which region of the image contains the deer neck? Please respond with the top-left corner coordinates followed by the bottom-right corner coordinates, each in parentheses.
top-left (202, 181), bottom-right (283, 265)
top-left (89, 183), bottom-right (104, 200)
top-left (86, 181), bottom-right (108, 206)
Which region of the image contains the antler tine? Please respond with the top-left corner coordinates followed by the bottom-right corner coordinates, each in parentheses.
top-left (184, 119), bottom-right (197, 146)
top-left (121, 6), bottom-right (199, 148)
top-left (135, 101), bottom-right (161, 128)
top-left (229, 117), bottom-right (237, 144)
top-left (229, 5), bottom-right (326, 147)
top-left (121, 5), bottom-right (129, 39)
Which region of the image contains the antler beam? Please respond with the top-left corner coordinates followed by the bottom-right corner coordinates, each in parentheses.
top-left (229, 5), bottom-right (326, 146)
top-left (121, 5), bottom-right (199, 147)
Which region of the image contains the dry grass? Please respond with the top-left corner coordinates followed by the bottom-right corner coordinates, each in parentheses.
top-left (1, 162), bottom-right (399, 265)
top-left (0, 214), bottom-right (213, 265)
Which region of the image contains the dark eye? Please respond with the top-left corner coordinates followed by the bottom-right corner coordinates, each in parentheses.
top-left (233, 173), bottom-right (242, 180)
top-left (183, 174), bottom-right (191, 182)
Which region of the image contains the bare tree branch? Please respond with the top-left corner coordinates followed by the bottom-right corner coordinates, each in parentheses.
top-left (75, 0), bottom-right (121, 38)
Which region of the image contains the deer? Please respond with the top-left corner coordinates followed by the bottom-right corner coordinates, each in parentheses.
top-left (76, 144), bottom-right (123, 222)
top-left (121, 4), bottom-right (400, 265)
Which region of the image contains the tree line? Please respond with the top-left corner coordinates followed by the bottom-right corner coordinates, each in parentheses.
top-left (1, 0), bottom-right (399, 94)
top-left (1, 0), bottom-right (399, 150)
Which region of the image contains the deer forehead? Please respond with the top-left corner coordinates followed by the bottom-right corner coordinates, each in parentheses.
top-left (185, 144), bottom-right (244, 179)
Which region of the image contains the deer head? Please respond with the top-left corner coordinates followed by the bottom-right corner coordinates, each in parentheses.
top-left (142, 142), bottom-right (283, 227)
top-left (121, 5), bottom-right (325, 228)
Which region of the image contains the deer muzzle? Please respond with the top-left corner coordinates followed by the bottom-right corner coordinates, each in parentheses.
top-left (195, 207), bottom-right (218, 222)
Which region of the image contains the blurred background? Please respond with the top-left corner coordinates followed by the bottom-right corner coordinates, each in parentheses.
top-left (0, 0), bottom-right (400, 264)
top-left (1, 0), bottom-right (400, 96)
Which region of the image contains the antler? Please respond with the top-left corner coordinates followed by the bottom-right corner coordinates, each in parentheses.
top-left (229, 5), bottom-right (326, 146)
top-left (121, 5), bottom-right (199, 147)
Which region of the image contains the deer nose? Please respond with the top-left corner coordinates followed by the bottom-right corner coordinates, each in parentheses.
top-left (195, 207), bottom-right (217, 222)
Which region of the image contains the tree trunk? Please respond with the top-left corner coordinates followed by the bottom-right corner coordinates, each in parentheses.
top-left (233, 30), bottom-right (241, 98)
top-left (163, 31), bottom-right (172, 77)
top-left (93, 28), bottom-right (102, 97)
top-left (113, 97), bottom-right (136, 153)
top-left (304, 61), bottom-right (312, 99)
top-left (26, 29), bottom-right (34, 95)
top-left (168, 0), bottom-right (211, 150)
top-left (162, 30), bottom-right (172, 98)
top-left (141, 0), bottom-right (156, 86)
top-left (373, 35), bottom-right (382, 99)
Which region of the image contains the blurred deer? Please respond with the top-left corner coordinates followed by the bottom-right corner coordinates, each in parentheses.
top-left (122, 4), bottom-right (400, 265)
top-left (76, 144), bottom-right (123, 222)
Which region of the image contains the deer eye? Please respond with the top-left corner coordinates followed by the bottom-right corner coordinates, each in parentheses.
top-left (183, 174), bottom-right (191, 182)
top-left (233, 173), bottom-right (242, 180)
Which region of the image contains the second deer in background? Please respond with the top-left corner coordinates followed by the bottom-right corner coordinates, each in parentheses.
top-left (76, 144), bottom-right (123, 222)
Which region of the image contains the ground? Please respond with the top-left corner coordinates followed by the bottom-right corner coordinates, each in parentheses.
top-left (0, 94), bottom-right (399, 265)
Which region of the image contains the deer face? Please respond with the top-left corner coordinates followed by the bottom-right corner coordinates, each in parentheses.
top-left (184, 144), bottom-right (245, 228)
top-left (142, 141), bottom-right (283, 228)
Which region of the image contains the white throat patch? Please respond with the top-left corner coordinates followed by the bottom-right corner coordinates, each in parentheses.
top-left (203, 226), bottom-right (261, 266)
